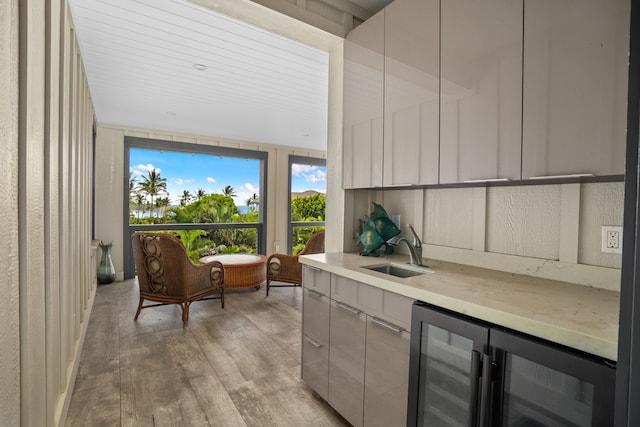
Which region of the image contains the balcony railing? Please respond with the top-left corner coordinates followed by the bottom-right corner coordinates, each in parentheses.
top-left (124, 222), bottom-right (264, 279)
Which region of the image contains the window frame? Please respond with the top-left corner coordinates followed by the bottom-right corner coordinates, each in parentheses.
top-left (123, 136), bottom-right (268, 279)
top-left (288, 155), bottom-right (326, 255)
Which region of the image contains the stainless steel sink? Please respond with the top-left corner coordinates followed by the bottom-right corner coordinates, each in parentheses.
top-left (363, 263), bottom-right (428, 278)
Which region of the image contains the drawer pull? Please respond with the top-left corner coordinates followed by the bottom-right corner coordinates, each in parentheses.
top-left (304, 336), bottom-right (322, 348)
top-left (307, 289), bottom-right (324, 299)
top-left (336, 301), bottom-right (361, 316)
top-left (371, 317), bottom-right (404, 334)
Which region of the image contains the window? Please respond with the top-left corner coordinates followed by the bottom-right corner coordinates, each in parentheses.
top-left (289, 155), bottom-right (326, 254)
top-left (123, 137), bottom-right (267, 279)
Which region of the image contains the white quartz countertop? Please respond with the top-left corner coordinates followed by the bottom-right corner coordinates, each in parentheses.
top-left (299, 252), bottom-right (620, 361)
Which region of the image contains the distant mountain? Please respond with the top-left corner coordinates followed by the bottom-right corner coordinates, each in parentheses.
top-left (292, 190), bottom-right (325, 199)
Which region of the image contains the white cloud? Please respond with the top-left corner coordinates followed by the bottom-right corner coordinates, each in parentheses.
top-left (305, 169), bottom-right (326, 184)
top-left (207, 177), bottom-right (216, 183)
top-left (235, 183), bottom-right (259, 207)
top-left (291, 164), bottom-right (315, 176)
top-left (174, 178), bottom-right (194, 185)
top-left (132, 163), bottom-right (160, 176)
top-left (291, 164), bottom-right (326, 185)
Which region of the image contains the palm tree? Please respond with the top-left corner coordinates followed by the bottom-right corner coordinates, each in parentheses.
top-left (196, 188), bottom-right (207, 201)
top-left (134, 193), bottom-right (145, 219)
top-left (128, 173), bottom-right (137, 204)
top-left (246, 193), bottom-right (259, 210)
top-left (137, 169), bottom-right (167, 217)
top-left (179, 190), bottom-right (192, 207)
top-left (155, 197), bottom-right (171, 216)
top-left (222, 185), bottom-right (237, 198)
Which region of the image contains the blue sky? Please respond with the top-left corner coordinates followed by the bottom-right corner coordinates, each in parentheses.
top-left (130, 148), bottom-right (326, 207)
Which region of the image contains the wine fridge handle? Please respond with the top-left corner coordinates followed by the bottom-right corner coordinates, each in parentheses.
top-left (468, 350), bottom-right (481, 427)
top-left (479, 353), bottom-right (493, 427)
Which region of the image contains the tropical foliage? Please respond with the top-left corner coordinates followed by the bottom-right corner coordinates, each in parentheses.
top-left (291, 193), bottom-right (326, 254)
top-left (129, 169), bottom-right (325, 261)
top-left (291, 193), bottom-right (325, 221)
top-left (137, 169), bottom-right (167, 218)
top-left (292, 225), bottom-right (325, 255)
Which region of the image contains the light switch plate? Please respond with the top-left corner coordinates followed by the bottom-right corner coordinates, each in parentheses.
top-left (601, 226), bottom-right (623, 254)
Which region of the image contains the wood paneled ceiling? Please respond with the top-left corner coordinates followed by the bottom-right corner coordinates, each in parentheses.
top-left (68, 0), bottom-right (392, 151)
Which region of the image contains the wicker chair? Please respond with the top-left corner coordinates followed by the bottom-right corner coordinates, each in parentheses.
top-left (131, 232), bottom-right (225, 327)
top-left (266, 230), bottom-right (325, 296)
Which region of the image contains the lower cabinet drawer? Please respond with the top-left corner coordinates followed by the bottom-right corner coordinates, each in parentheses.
top-left (301, 334), bottom-right (329, 400)
top-left (364, 316), bottom-right (411, 427)
top-left (303, 288), bottom-right (330, 347)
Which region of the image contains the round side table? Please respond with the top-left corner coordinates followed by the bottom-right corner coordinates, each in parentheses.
top-left (200, 254), bottom-right (267, 291)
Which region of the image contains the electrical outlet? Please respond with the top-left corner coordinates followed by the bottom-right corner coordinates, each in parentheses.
top-left (392, 214), bottom-right (401, 229)
top-left (601, 226), bottom-right (623, 254)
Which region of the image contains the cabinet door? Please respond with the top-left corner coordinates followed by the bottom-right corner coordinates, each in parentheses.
top-left (490, 329), bottom-right (615, 426)
top-left (302, 334), bottom-right (330, 401)
top-left (440, 0), bottom-right (523, 183)
top-left (383, 0), bottom-right (439, 186)
top-left (343, 11), bottom-right (384, 189)
top-left (364, 316), bottom-right (410, 427)
top-left (302, 288), bottom-right (330, 348)
top-left (522, 0), bottom-right (629, 179)
top-left (329, 300), bottom-right (366, 427)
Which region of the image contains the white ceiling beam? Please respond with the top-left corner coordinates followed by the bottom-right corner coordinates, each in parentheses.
top-left (249, 0), bottom-right (371, 37)
top-left (188, 0), bottom-right (341, 51)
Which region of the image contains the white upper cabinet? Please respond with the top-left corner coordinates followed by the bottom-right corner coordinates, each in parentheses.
top-left (343, 11), bottom-right (385, 189)
top-left (522, 0), bottom-right (630, 179)
top-left (383, 0), bottom-right (440, 186)
top-left (440, 0), bottom-right (524, 184)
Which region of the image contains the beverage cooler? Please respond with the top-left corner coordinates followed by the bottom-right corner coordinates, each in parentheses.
top-left (407, 302), bottom-right (616, 426)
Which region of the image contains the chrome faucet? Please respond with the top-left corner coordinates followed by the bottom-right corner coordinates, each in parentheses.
top-left (386, 224), bottom-right (425, 267)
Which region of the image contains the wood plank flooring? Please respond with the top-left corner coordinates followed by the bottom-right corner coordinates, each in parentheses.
top-left (65, 279), bottom-right (348, 427)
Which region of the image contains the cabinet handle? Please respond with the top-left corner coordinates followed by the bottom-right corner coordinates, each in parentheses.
top-left (463, 178), bottom-right (511, 183)
top-left (307, 289), bottom-right (324, 299)
top-left (304, 336), bottom-right (322, 349)
top-left (479, 354), bottom-right (493, 427)
top-left (529, 173), bottom-right (594, 180)
top-left (468, 350), bottom-right (481, 427)
top-left (370, 316), bottom-right (404, 334)
top-left (336, 301), bottom-right (361, 316)
top-left (303, 266), bottom-right (320, 275)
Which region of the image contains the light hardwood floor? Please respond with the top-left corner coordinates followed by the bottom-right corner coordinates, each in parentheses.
top-left (65, 279), bottom-right (348, 426)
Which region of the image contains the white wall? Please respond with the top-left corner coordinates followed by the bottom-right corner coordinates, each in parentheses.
top-left (94, 124), bottom-right (327, 278)
top-left (1, 1), bottom-right (97, 425)
top-left (345, 181), bottom-right (623, 291)
top-left (0, 1), bottom-right (21, 425)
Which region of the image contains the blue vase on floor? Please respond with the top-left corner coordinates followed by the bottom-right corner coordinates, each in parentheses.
top-left (97, 242), bottom-right (116, 284)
